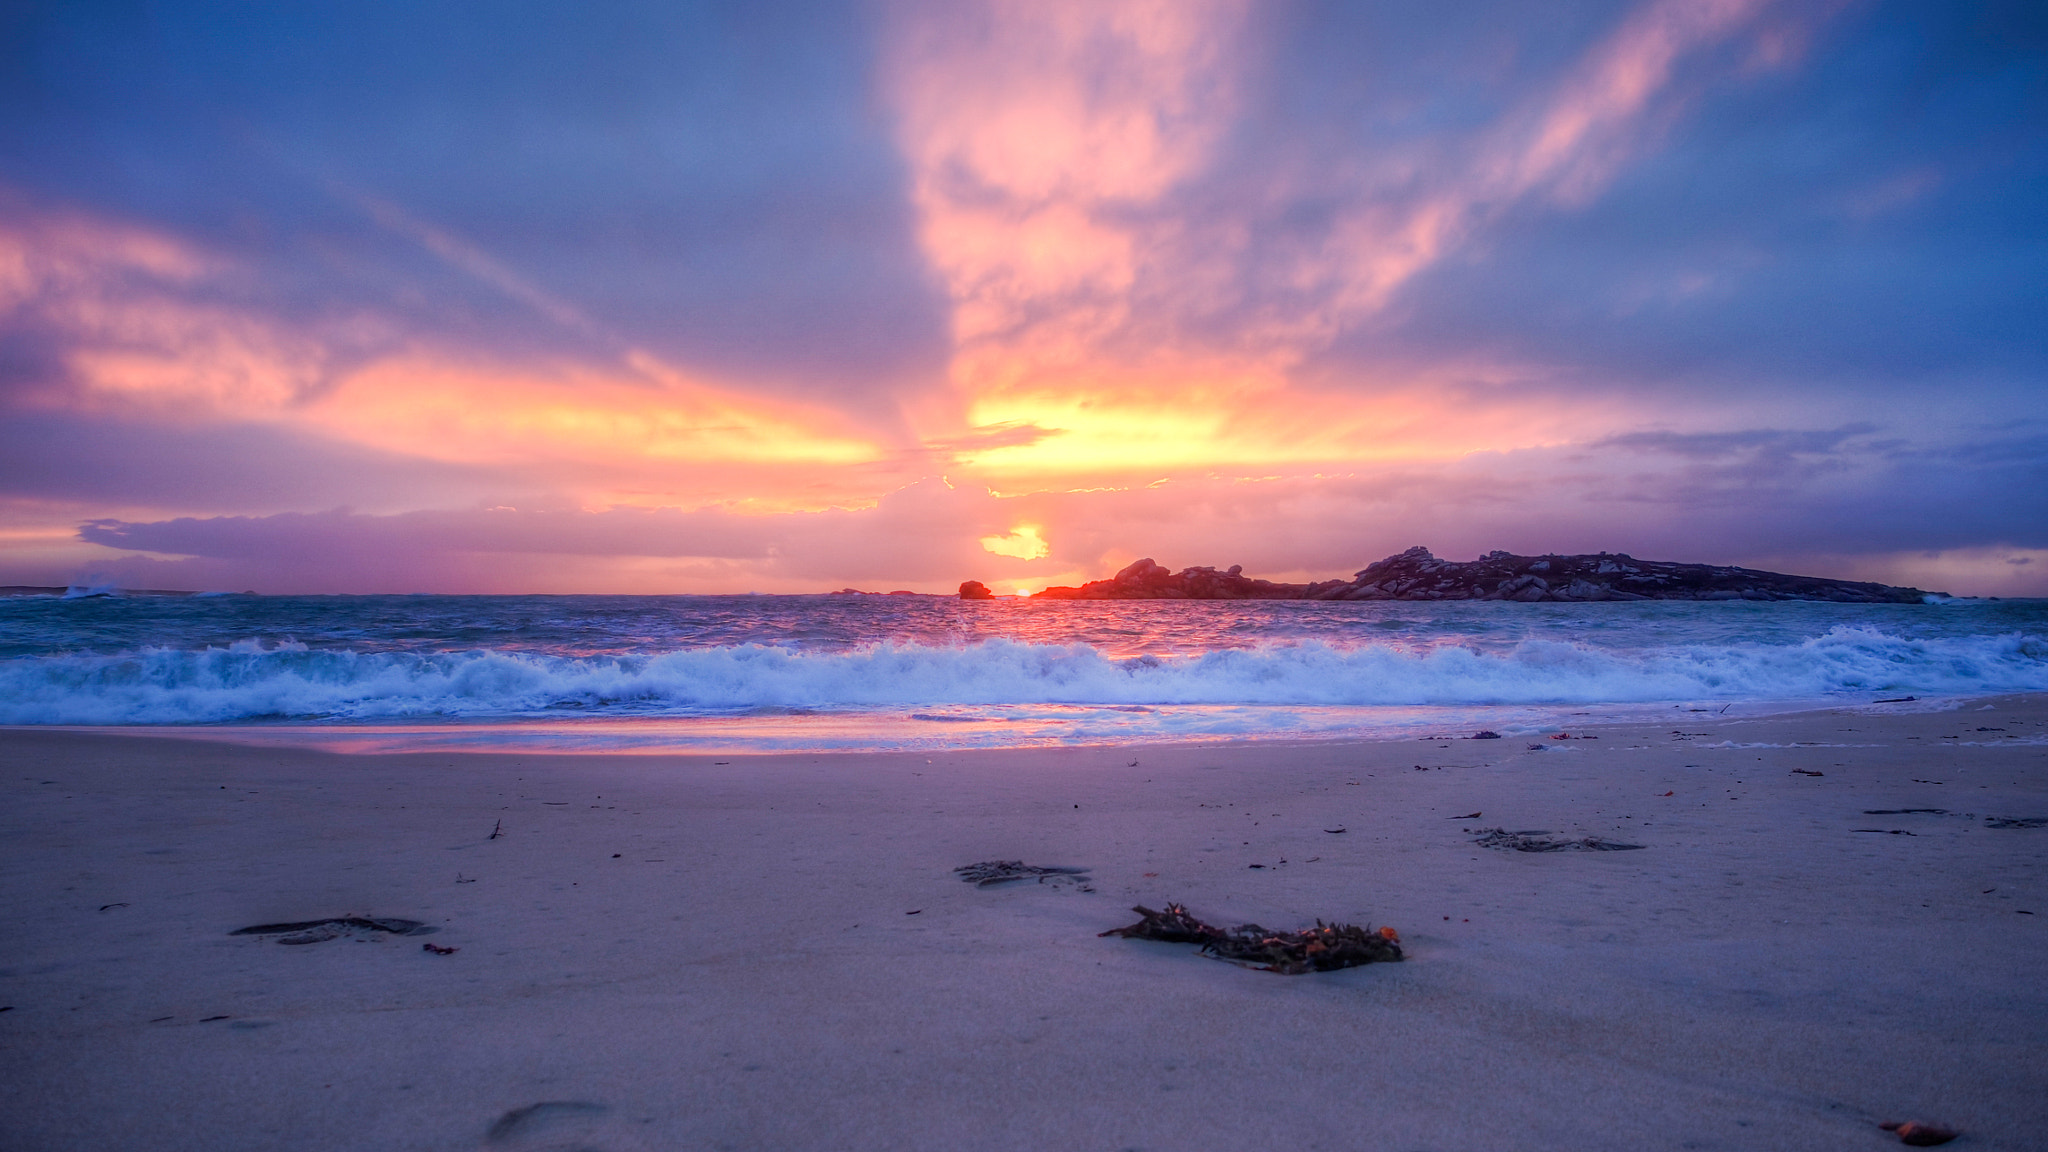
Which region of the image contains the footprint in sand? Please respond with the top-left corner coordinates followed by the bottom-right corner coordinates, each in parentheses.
top-left (483, 1100), bottom-right (656, 1151)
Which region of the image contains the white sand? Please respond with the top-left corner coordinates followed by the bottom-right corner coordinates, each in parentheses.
top-left (3, 697), bottom-right (2046, 1151)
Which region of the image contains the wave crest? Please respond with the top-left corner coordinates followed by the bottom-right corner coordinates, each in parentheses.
top-left (1, 626), bottom-right (2043, 725)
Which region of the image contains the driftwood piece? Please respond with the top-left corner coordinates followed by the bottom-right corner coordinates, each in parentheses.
top-left (1469, 827), bottom-right (1645, 852)
top-left (1100, 903), bottom-right (1403, 975)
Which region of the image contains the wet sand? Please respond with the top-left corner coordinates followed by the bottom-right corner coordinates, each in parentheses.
top-left (2, 697), bottom-right (2045, 1151)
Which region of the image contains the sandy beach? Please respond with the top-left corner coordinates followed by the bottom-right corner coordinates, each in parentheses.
top-left (3, 698), bottom-right (2045, 1151)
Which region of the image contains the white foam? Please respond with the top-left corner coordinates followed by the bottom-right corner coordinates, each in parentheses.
top-left (0, 625), bottom-right (2043, 725)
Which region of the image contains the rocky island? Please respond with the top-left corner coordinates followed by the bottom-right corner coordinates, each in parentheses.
top-left (964, 547), bottom-right (1936, 603)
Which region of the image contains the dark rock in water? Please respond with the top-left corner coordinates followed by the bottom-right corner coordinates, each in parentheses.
top-left (1025, 547), bottom-right (1935, 603)
top-left (958, 580), bottom-right (995, 600)
top-left (1032, 557), bottom-right (1347, 601)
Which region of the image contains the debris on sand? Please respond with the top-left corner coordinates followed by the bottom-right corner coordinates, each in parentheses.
top-left (954, 861), bottom-right (1092, 887)
top-left (1986, 816), bottom-right (2047, 829)
top-left (231, 917), bottom-right (435, 945)
top-left (1880, 1120), bottom-right (1958, 1146)
top-left (1100, 903), bottom-right (1403, 975)
top-left (1469, 827), bottom-right (1645, 853)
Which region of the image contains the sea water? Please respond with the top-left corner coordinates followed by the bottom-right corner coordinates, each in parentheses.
top-left (1, 593), bottom-right (2044, 752)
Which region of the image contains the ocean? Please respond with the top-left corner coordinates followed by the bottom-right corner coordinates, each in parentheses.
top-left (2, 592), bottom-right (2045, 752)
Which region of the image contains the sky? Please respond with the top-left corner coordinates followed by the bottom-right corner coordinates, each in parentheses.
top-left (1, 0), bottom-right (2044, 595)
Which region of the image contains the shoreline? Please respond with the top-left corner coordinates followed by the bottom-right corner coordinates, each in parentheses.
top-left (0, 689), bottom-right (2031, 757)
top-left (3, 698), bottom-right (2045, 1149)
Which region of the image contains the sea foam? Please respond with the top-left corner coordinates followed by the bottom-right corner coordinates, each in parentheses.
top-left (1, 626), bottom-right (2043, 725)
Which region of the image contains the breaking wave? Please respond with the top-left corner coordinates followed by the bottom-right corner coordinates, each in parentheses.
top-left (1, 626), bottom-right (2044, 725)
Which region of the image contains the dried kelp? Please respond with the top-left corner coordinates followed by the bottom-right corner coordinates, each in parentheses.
top-left (1100, 903), bottom-right (1403, 975)
top-left (953, 861), bottom-right (1091, 887)
top-left (1847, 811), bottom-right (2046, 829)
top-left (1470, 827), bottom-right (1645, 852)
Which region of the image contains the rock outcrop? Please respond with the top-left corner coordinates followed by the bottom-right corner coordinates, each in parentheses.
top-left (1018, 548), bottom-right (1935, 603)
top-left (957, 580), bottom-right (995, 600)
top-left (1031, 558), bottom-right (1347, 601)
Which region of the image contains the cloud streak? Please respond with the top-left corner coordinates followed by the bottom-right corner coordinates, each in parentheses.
top-left (62, 424), bottom-right (2048, 594)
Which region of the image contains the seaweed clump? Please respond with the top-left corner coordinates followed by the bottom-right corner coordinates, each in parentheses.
top-left (1469, 827), bottom-right (1645, 852)
top-left (953, 861), bottom-right (1091, 887)
top-left (1100, 903), bottom-right (1403, 975)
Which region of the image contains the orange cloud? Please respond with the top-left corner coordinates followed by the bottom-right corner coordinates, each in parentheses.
top-left (885, 0), bottom-right (1819, 487)
top-left (310, 353), bottom-right (888, 508)
top-left (885, 0), bottom-right (1255, 395)
top-left (0, 208), bottom-right (326, 416)
top-left (0, 203), bottom-right (908, 513)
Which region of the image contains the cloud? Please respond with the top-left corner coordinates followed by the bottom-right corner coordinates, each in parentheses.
top-left (63, 479), bottom-right (1029, 592)
top-left (0, 411), bottom-right (526, 512)
top-left (0, 2), bottom-right (953, 402)
top-left (0, 203), bottom-right (921, 512)
top-left (54, 423), bottom-right (2048, 595)
top-left (1, 2), bottom-right (2044, 595)
top-left (877, 0), bottom-right (1857, 482)
top-left (1592, 425), bottom-right (1880, 458)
